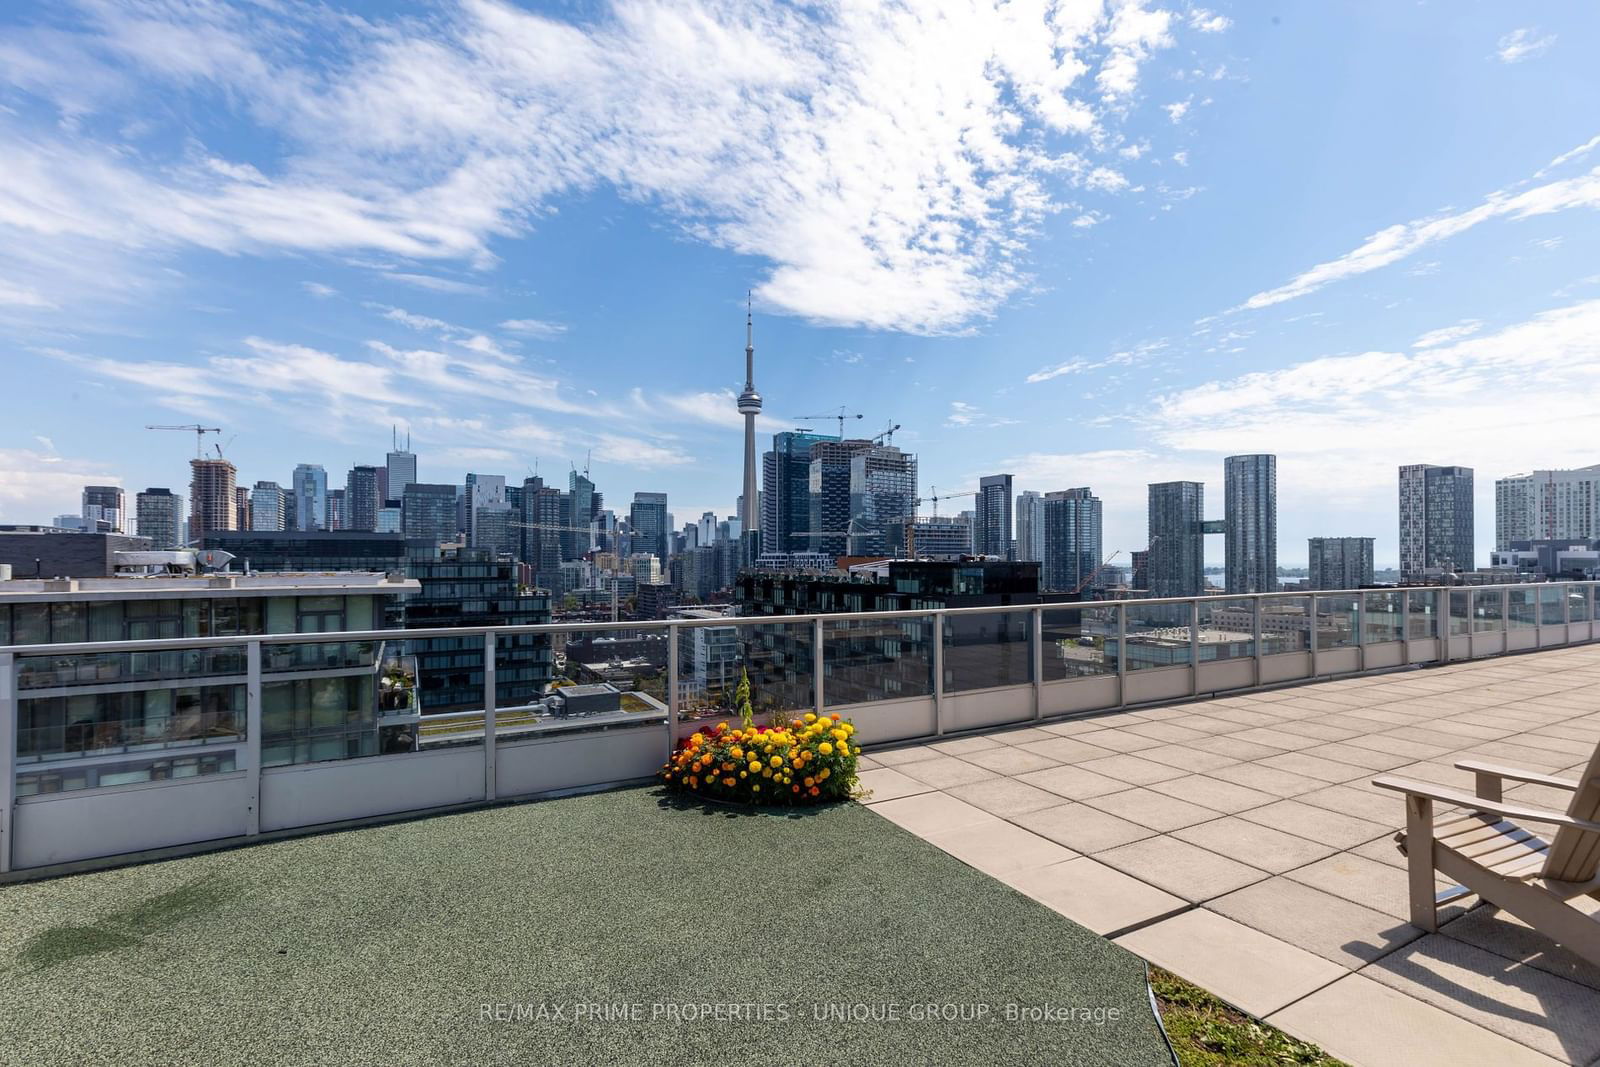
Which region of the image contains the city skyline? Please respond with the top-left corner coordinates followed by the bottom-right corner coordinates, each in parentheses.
top-left (3, 3), bottom-right (1600, 565)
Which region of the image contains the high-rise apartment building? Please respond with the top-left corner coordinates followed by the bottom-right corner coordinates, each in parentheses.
top-left (250, 481), bottom-right (287, 531)
top-left (188, 458), bottom-right (237, 543)
top-left (403, 484), bottom-right (458, 546)
top-left (1399, 464), bottom-right (1475, 578)
top-left (807, 440), bottom-right (863, 558)
top-left (629, 492), bottom-right (669, 564)
top-left (568, 470), bottom-right (596, 557)
top-left (326, 488), bottom-right (347, 531)
top-left (974, 474), bottom-right (1014, 560)
top-left (761, 430), bottom-right (835, 556)
top-left (1224, 454), bottom-right (1277, 594)
top-left (233, 487), bottom-right (251, 532)
top-left (464, 473), bottom-right (506, 546)
top-left (134, 488), bottom-right (184, 549)
top-left (1041, 488), bottom-right (1103, 594)
top-left (1014, 490), bottom-right (1044, 563)
top-left (1495, 465), bottom-right (1600, 549)
top-left (292, 464), bottom-right (328, 531)
top-left (346, 465), bottom-right (382, 533)
top-left (81, 485), bottom-right (126, 534)
top-left (1147, 481), bottom-right (1205, 597)
top-left (848, 443), bottom-right (917, 556)
top-left (1308, 537), bottom-right (1375, 590)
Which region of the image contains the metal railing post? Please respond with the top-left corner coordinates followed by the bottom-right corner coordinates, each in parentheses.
top-left (0, 652), bottom-right (14, 875)
top-left (1438, 588), bottom-right (1449, 664)
top-left (1309, 594), bottom-right (1320, 678)
top-left (1252, 593), bottom-right (1262, 687)
top-left (483, 631), bottom-right (496, 802)
top-left (932, 612), bottom-right (945, 737)
top-left (1189, 599), bottom-right (1201, 696)
top-left (666, 624), bottom-right (679, 757)
top-left (1501, 588), bottom-right (1510, 654)
top-left (813, 617), bottom-right (825, 718)
top-left (244, 640), bottom-right (262, 837)
top-left (1116, 604), bottom-right (1127, 708)
top-left (1357, 591), bottom-right (1367, 672)
top-left (1031, 606), bottom-right (1044, 721)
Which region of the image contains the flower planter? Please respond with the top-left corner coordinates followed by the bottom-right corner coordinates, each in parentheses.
top-left (660, 712), bottom-right (862, 807)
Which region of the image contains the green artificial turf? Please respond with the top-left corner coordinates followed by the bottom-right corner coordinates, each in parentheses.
top-left (0, 787), bottom-right (1171, 1066)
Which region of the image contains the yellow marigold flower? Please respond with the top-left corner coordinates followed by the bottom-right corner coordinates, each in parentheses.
top-left (803, 776), bottom-right (815, 787)
top-left (819, 742), bottom-right (833, 755)
top-left (762, 768), bottom-right (773, 778)
top-left (818, 768), bottom-right (830, 780)
top-left (804, 712), bottom-right (816, 722)
top-left (731, 747), bottom-right (743, 759)
top-left (752, 783), bottom-right (761, 792)
top-left (769, 755), bottom-right (781, 767)
top-left (739, 770), bottom-right (748, 779)
top-left (852, 746), bottom-right (861, 755)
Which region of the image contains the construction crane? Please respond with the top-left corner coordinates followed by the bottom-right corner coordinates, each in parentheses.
top-left (1070, 549), bottom-right (1125, 596)
top-left (914, 486), bottom-right (978, 518)
top-left (872, 422), bottom-right (902, 445)
top-left (146, 424), bottom-right (222, 458)
top-left (795, 406), bottom-right (864, 437)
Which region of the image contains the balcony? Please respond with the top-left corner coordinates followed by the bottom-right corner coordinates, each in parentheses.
top-left (2, 582), bottom-right (1599, 1064)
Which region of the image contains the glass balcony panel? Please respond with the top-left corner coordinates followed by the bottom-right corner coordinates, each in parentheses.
top-left (1406, 590), bottom-right (1440, 639)
top-left (1449, 590), bottom-right (1472, 636)
top-left (943, 610), bottom-right (1033, 692)
top-left (1539, 586), bottom-right (1565, 626)
top-left (14, 678), bottom-right (246, 764)
top-left (1316, 595), bottom-right (1359, 649)
top-left (263, 640), bottom-right (377, 673)
top-left (16, 646), bottom-right (247, 690)
top-left (1363, 590), bottom-right (1403, 643)
top-left (1261, 597), bottom-right (1311, 653)
top-left (731, 621), bottom-right (816, 719)
top-left (1041, 606), bottom-right (1118, 679)
top-left (15, 750), bottom-right (237, 797)
top-left (1199, 599), bottom-right (1255, 661)
top-left (1124, 601), bottom-right (1194, 670)
top-left (1506, 588), bottom-right (1537, 630)
top-left (823, 615), bottom-right (934, 708)
top-left (261, 642), bottom-right (380, 766)
top-left (1472, 590), bottom-right (1504, 633)
top-left (1570, 587), bottom-right (1592, 624)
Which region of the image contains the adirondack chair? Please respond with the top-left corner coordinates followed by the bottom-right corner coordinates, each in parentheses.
top-left (1373, 745), bottom-right (1600, 966)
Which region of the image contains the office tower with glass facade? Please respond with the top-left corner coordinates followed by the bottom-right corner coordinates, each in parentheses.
top-left (402, 483), bottom-right (458, 546)
top-left (1015, 490), bottom-right (1044, 563)
top-left (386, 444), bottom-right (417, 499)
top-left (292, 464), bottom-right (328, 531)
top-left (134, 488), bottom-right (184, 549)
top-left (629, 492), bottom-right (669, 564)
top-left (568, 470), bottom-right (596, 556)
top-left (1308, 537), bottom-right (1375, 590)
top-left (81, 485), bottom-right (126, 533)
top-left (1147, 481), bottom-right (1205, 597)
top-left (1399, 464), bottom-right (1475, 578)
top-left (250, 482), bottom-right (287, 531)
top-left (1041, 488), bottom-right (1103, 594)
top-left (975, 474), bottom-right (1014, 559)
top-left (761, 430), bottom-right (834, 556)
top-left (848, 443), bottom-right (917, 556)
top-left (1225, 453), bottom-right (1277, 594)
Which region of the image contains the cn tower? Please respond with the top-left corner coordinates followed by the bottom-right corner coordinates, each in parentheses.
top-left (737, 292), bottom-right (762, 538)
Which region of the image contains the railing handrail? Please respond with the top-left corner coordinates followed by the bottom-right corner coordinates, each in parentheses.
top-left (0, 581), bottom-right (1594, 657)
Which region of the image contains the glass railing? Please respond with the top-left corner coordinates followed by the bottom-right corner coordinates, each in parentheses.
top-left (2, 580), bottom-right (1597, 872)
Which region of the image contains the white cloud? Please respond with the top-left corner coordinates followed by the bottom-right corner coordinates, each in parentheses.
top-left (1235, 150), bottom-right (1600, 311)
top-left (1163, 97), bottom-right (1191, 123)
top-left (0, 0), bottom-right (1207, 333)
top-left (500, 318), bottom-right (567, 338)
top-left (0, 448), bottom-right (120, 525)
top-left (0, 280), bottom-right (57, 308)
top-left (301, 281), bottom-right (337, 299)
top-left (944, 400), bottom-right (1019, 428)
top-left (1411, 319), bottom-right (1481, 349)
top-left (1535, 134), bottom-right (1600, 178)
top-left (1171, 150), bottom-right (1188, 166)
top-left (1026, 339), bottom-right (1166, 383)
top-left (1496, 28), bottom-right (1556, 64)
top-left (1187, 10), bottom-right (1230, 33)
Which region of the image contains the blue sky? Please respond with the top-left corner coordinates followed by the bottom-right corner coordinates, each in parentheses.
top-left (2, 1), bottom-right (1598, 567)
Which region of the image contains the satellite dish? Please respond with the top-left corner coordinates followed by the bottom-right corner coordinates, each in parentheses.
top-left (197, 550), bottom-right (236, 570)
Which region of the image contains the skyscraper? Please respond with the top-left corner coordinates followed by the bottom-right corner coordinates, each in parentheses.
top-left (250, 481), bottom-right (287, 531)
top-left (630, 492), bottom-right (669, 564)
top-left (974, 474), bottom-right (1014, 559)
top-left (188, 458), bottom-right (237, 542)
top-left (848, 443), bottom-right (917, 556)
top-left (1399, 464), bottom-right (1475, 578)
top-left (326, 488), bottom-right (347, 531)
top-left (292, 464), bottom-right (327, 531)
top-left (403, 483), bottom-right (458, 546)
top-left (386, 431), bottom-right (417, 499)
top-left (1014, 490), bottom-right (1044, 563)
top-left (1224, 453), bottom-right (1277, 594)
top-left (1494, 464), bottom-right (1600, 549)
top-left (1308, 537), bottom-right (1375, 590)
top-left (1147, 481), bottom-right (1204, 597)
top-left (135, 488), bottom-right (184, 549)
top-left (234, 486), bottom-right (252, 532)
top-left (568, 469), bottom-right (596, 556)
top-left (737, 296), bottom-right (762, 540)
top-left (81, 485), bottom-right (126, 533)
top-left (346, 465), bottom-right (382, 532)
top-left (761, 430), bottom-right (834, 555)
top-left (1041, 488), bottom-right (1103, 593)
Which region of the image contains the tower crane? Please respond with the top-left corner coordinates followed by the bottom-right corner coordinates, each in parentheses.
top-left (914, 486), bottom-right (979, 518)
top-left (872, 422), bottom-right (902, 445)
top-left (1070, 549), bottom-right (1125, 596)
top-left (146, 424), bottom-right (222, 458)
top-left (794, 406), bottom-right (864, 437)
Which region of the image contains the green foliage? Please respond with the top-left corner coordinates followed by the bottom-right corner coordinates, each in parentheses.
top-left (1151, 968), bottom-right (1347, 1067)
top-left (735, 667), bottom-right (754, 729)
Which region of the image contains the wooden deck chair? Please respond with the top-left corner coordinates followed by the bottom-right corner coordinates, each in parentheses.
top-left (1373, 743), bottom-right (1600, 966)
